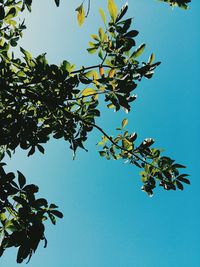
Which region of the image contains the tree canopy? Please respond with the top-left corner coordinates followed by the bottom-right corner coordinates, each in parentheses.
top-left (0, 0), bottom-right (191, 264)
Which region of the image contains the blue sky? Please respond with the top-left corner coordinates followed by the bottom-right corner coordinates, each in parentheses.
top-left (2, 0), bottom-right (200, 266)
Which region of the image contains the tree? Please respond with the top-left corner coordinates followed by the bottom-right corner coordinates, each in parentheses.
top-left (0, 0), bottom-right (191, 263)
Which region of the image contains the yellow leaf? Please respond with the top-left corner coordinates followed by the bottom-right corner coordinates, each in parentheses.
top-left (75, 4), bottom-right (85, 26)
top-left (82, 88), bottom-right (97, 96)
top-left (90, 34), bottom-right (99, 41)
top-left (98, 27), bottom-right (105, 41)
top-left (108, 0), bottom-right (118, 22)
top-left (122, 138), bottom-right (133, 151)
top-left (107, 103), bottom-right (115, 109)
top-left (108, 69), bottom-right (116, 78)
top-left (122, 118), bottom-right (128, 128)
top-left (148, 53), bottom-right (155, 64)
top-left (99, 8), bottom-right (106, 25)
top-left (131, 43), bottom-right (146, 58)
top-left (99, 86), bottom-right (106, 92)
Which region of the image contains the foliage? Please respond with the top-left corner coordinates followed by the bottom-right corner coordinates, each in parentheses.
top-left (159, 0), bottom-right (191, 9)
top-left (0, 0), bottom-right (191, 263)
top-left (75, 0), bottom-right (191, 27)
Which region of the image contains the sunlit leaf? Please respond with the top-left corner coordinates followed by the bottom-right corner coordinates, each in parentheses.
top-left (131, 43), bottom-right (146, 58)
top-left (99, 8), bottom-right (106, 25)
top-left (108, 0), bottom-right (118, 22)
top-left (82, 88), bottom-right (97, 96)
top-left (122, 119), bottom-right (128, 128)
top-left (75, 4), bottom-right (85, 26)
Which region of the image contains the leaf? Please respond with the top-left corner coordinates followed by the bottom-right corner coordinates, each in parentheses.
top-left (34, 198), bottom-right (48, 207)
top-left (48, 213), bottom-right (56, 225)
top-left (90, 34), bottom-right (99, 41)
top-left (0, 213), bottom-right (6, 222)
top-left (81, 88), bottom-right (97, 96)
top-left (108, 0), bottom-right (118, 22)
top-left (177, 176), bottom-right (190, 184)
top-left (99, 151), bottom-right (106, 157)
top-left (98, 49), bottom-right (104, 60)
top-left (98, 27), bottom-right (104, 41)
top-left (131, 43), bottom-right (146, 58)
top-left (0, 6), bottom-right (5, 20)
top-left (124, 30), bottom-right (139, 38)
top-left (50, 210), bottom-right (63, 218)
top-left (54, 0), bottom-right (60, 7)
top-left (84, 70), bottom-right (98, 79)
top-left (173, 163), bottom-right (186, 168)
top-left (148, 53), bottom-right (155, 64)
top-left (116, 2), bottom-right (128, 22)
top-left (75, 4), bottom-right (85, 26)
top-left (99, 8), bottom-right (106, 25)
top-left (49, 204), bottom-right (58, 209)
top-left (122, 138), bottom-right (132, 151)
top-left (37, 144), bottom-right (45, 154)
top-left (61, 60), bottom-right (72, 73)
top-left (108, 69), bottom-right (116, 78)
top-left (28, 146), bottom-right (35, 157)
top-left (87, 47), bottom-right (98, 54)
top-left (20, 47), bottom-right (32, 62)
top-left (17, 171), bottom-right (26, 189)
top-left (122, 118), bottom-right (128, 128)
top-left (176, 180), bottom-right (184, 190)
top-left (129, 132), bottom-right (137, 142)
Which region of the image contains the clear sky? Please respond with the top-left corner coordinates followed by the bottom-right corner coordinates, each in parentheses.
top-left (2, 0), bottom-right (200, 266)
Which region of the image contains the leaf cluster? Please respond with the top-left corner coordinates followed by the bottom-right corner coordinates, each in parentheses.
top-left (98, 119), bottom-right (190, 196)
top-left (159, 0), bottom-right (191, 9)
top-left (0, 0), bottom-right (190, 263)
top-left (0, 162), bottom-right (63, 263)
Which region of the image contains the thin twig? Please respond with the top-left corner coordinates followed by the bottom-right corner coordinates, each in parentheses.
top-left (85, 0), bottom-right (91, 18)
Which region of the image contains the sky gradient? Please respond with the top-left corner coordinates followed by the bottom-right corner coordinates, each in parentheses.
top-left (2, 0), bottom-right (200, 266)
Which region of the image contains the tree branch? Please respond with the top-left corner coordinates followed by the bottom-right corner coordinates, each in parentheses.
top-left (74, 115), bottom-right (161, 170)
top-left (71, 64), bottom-right (113, 74)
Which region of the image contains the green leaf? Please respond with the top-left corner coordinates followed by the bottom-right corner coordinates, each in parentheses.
top-left (37, 144), bottom-right (45, 154)
top-left (122, 138), bottom-right (132, 151)
top-left (177, 176), bottom-right (190, 184)
top-left (82, 88), bottom-right (97, 96)
top-left (48, 213), bottom-right (56, 225)
top-left (131, 43), bottom-right (146, 58)
top-left (0, 213), bottom-right (6, 222)
top-left (98, 27), bottom-right (105, 41)
top-left (61, 60), bottom-right (72, 73)
top-left (108, 0), bottom-right (118, 22)
top-left (28, 146), bottom-right (35, 157)
top-left (122, 118), bottom-right (128, 128)
top-left (176, 180), bottom-right (184, 190)
top-left (90, 34), bottom-right (99, 41)
top-left (5, 7), bottom-right (18, 20)
top-left (50, 210), bottom-right (63, 218)
top-left (98, 49), bottom-right (104, 60)
top-left (99, 8), bottom-right (106, 25)
top-left (148, 53), bottom-right (155, 64)
top-left (87, 47), bottom-right (98, 54)
top-left (173, 163), bottom-right (186, 168)
top-left (49, 204), bottom-right (58, 209)
top-left (75, 4), bottom-right (85, 26)
top-left (20, 47), bottom-right (32, 59)
top-left (107, 103), bottom-right (115, 109)
top-left (17, 171), bottom-right (26, 189)
top-left (116, 2), bottom-right (128, 22)
top-left (99, 151), bottom-right (106, 157)
top-left (0, 6), bottom-right (5, 20)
